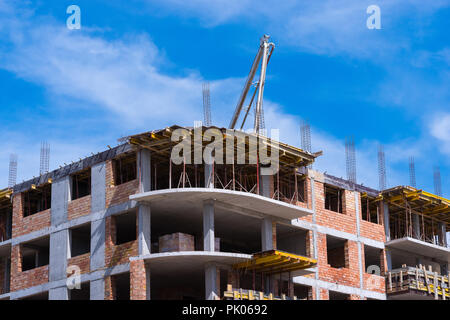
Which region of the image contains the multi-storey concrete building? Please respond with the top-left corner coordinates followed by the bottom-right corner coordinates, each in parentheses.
top-left (0, 125), bottom-right (448, 300)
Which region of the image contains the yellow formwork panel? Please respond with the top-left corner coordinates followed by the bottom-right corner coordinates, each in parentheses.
top-left (233, 250), bottom-right (317, 274)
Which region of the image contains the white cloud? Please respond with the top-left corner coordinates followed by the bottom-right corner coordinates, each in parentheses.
top-left (431, 113), bottom-right (450, 156)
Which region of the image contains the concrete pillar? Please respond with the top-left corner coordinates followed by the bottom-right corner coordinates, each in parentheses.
top-left (260, 175), bottom-right (273, 198)
top-left (90, 278), bottom-right (105, 300)
top-left (205, 263), bottom-right (218, 300)
top-left (137, 149), bottom-right (151, 193)
top-left (138, 204), bottom-right (151, 256)
top-left (49, 286), bottom-right (69, 300)
top-left (49, 230), bottom-right (69, 282)
top-left (90, 162), bottom-right (106, 299)
top-left (383, 202), bottom-right (390, 241)
top-left (51, 176), bottom-right (70, 226)
top-left (438, 223), bottom-right (447, 247)
top-left (203, 200), bottom-right (215, 252)
top-left (204, 148), bottom-right (214, 189)
top-left (261, 217), bottom-right (273, 251)
top-left (49, 176), bottom-right (70, 300)
top-left (385, 250), bottom-right (392, 271)
top-left (413, 214), bottom-right (421, 240)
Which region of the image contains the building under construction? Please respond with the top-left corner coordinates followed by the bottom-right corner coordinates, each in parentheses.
top-left (0, 36), bottom-right (448, 300)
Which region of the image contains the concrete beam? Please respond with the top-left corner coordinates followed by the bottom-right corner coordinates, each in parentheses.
top-left (203, 200), bottom-right (215, 252)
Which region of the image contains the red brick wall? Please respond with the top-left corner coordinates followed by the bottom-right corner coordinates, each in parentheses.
top-left (105, 216), bottom-right (138, 268)
top-left (12, 194), bottom-right (51, 238)
top-left (105, 160), bottom-right (139, 208)
top-left (317, 232), bottom-right (360, 288)
top-left (11, 245), bottom-right (48, 292)
top-left (68, 196), bottom-right (91, 220)
top-left (68, 253), bottom-right (90, 275)
top-left (105, 276), bottom-right (116, 300)
top-left (130, 259), bottom-right (147, 300)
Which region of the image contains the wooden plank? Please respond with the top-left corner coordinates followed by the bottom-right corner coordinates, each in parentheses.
top-left (434, 272), bottom-right (438, 300)
top-left (422, 266), bottom-right (431, 294)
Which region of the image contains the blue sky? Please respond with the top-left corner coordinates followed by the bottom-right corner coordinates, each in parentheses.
top-left (0, 0), bottom-right (449, 195)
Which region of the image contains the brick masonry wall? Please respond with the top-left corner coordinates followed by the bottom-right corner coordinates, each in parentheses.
top-left (68, 195), bottom-right (91, 220)
top-left (12, 194), bottom-right (51, 238)
top-left (68, 253), bottom-right (90, 275)
top-left (10, 245), bottom-right (48, 292)
top-left (105, 160), bottom-right (139, 208)
top-left (130, 259), bottom-right (147, 300)
top-left (105, 216), bottom-right (138, 268)
top-left (105, 276), bottom-right (116, 300)
top-left (159, 233), bottom-right (195, 253)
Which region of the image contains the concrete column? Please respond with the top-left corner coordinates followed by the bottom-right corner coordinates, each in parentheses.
top-left (413, 214), bottom-right (421, 240)
top-left (49, 286), bottom-right (69, 300)
top-left (49, 229), bottom-right (69, 282)
top-left (203, 200), bottom-right (215, 252)
top-left (137, 149), bottom-right (151, 193)
top-left (90, 162), bottom-right (106, 299)
top-left (205, 263), bottom-right (218, 300)
top-left (138, 203), bottom-right (151, 256)
top-left (204, 152), bottom-right (214, 189)
top-left (51, 176), bottom-right (70, 226)
top-left (260, 175), bottom-right (273, 198)
top-left (385, 249), bottom-right (392, 271)
top-left (438, 223), bottom-right (447, 247)
top-left (382, 202), bottom-right (390, 241)
top-left (49, 176), bottom-right (70, 300)
top-left (261, 217), bottom-right (273, 251)
top-left (90, 278), bottom-right (105, 300)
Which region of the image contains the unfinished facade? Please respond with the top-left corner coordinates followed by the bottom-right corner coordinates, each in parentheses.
top-left (0, 125), bottom-right (448, 300)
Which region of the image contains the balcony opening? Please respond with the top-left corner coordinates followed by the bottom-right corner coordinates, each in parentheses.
top-left (364, 245), bottom-right (381, 274)
top-left (113, 273), bottom-right (130, 300)
top-left (0, 198), bottom-right (12, 242)
top-left (361, 196), bottom-right (380, 224)
top-left (69, 281), bottom-right (90, 300)
top-left (71, 168), bottom-right (91, 200)
top-left (324, 184), bottom-right (343, 213)
top-left (114, 211), bottom-right (137, 245)
top-left (329, 290), bottom-right (350, 300)
top-left (215, 210), bottom-right (261, 254)
top-left (294, 283), bottom-right (312, 300)
top-left (326, 235), bottom-right (348, 269)
top-left (113, 152), bottom-right (137, 186)
top-left (69, 223), bottom-right (91, 257)
top-left (276, 224), bottom-right (307, 256)
top-left (21, 236), bottom-right (50, 271)
top-left (23, 183), bottom-right (51, 217)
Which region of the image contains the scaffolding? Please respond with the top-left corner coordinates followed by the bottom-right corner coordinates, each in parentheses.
top-left (381, 186), bottom-right (449, 246)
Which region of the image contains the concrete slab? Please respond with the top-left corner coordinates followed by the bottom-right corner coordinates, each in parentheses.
top-left (385, 237), bottom-right (450, 263)
top-left (130, 188), bottom-right (313, 220)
